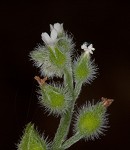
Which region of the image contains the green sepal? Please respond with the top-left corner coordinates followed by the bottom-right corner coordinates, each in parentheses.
top-left (74, 54), bottom-right (90, 82)
top-left (74, 53), bottom-right (97, 85)
top-left (56, 34), bottom-right (75, 53)
top-left (17, 123), bottom-right (48, 150)
top-left (49, 47), bottom-right (66, 69)
top-left (74, 102), bottom-right (107, 140)
top-left (40, 84), bottom-right (69, 116)
top-left (30, 45), bottom-right (64, 78)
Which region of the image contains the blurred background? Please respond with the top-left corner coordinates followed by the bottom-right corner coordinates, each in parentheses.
top-left (0, 1), bottom-right (130, 149)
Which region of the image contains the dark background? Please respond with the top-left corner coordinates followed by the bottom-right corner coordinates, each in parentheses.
top-left (0, 1), bottom-right (130, 150)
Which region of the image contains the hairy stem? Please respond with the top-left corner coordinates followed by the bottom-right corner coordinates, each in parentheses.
top-left (52, 64), bottom-right (83, 149)
top-left (62, 133), bottom-right (83, 149)
top-left (74, 81), bottom-right (83, 100)
top-left (52, 110), bottom-right (74, 150)
top-left (52, 65), bottom-right (74, 149)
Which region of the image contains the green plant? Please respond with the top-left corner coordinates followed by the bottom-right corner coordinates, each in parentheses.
top-left (17, 23), bottom-right (113, 150)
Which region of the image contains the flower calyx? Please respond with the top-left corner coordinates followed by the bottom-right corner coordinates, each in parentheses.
top-left (34, 76), bottom-right (47, 86)
top-left (101, 97), bottom-right (114, 108)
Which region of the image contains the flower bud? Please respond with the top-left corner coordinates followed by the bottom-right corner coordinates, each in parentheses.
top-left (40, 83), bottom-right (69, 116)
top-left (74, 53), bottom-right (97, 84)
top-left (30, 46), bottom-right (65, 78)
top-left (30, 23), bottom-right (74, 78)
top-left (17, 123), bottom-right (48, 150)
top-left (50, 23), bottom-right (64, 37)
top-left (74, 102), bottom-right (108, 140)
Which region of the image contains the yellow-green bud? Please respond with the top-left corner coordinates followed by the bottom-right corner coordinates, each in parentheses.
top-left (40, 84), bottom-right (69, 116)
top-left (74, 53), bottom-right (97, 84)
top-left (74, 102), bottom-right (108, 140)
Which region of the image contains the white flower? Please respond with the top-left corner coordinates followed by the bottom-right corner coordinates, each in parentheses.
top-left (41, 29), bottom-right (58, 46)
top-left (41, 23), bottom-right (63, 46)
top-left (50, 23), bottom-right (63, 35)
top-left (81, 42), bottom-right (95, 55)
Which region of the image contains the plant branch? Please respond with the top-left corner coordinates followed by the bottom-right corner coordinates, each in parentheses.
top-left (62, 133), bottom-right (82, 149)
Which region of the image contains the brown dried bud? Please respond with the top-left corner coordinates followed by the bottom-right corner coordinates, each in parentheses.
top-left (101, 97), bottom-right (114, 108)
top-left (34, 76), bottom-right (47, 86)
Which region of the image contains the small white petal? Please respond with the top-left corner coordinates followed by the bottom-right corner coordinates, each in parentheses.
top-left (54, 23), bottom-right (63, 34)
top-left (41, 32), bottom-right (53, 45)
top-left (50, 29), bottom-right (58, 41)
top-left (89, 50), bottom-right (93, 54)
top-left (88, 44), bottom-right (95, 51)
top-left (88, 44), bottom-right (95, 54)
top-left (50, 24), bottom-right (54, 31)
top-left (81, 43), bottom-right (87, 50)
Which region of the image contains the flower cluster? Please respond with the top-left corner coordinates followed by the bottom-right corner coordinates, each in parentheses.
top-left (18, 22), bottom-right (113, 150)
top-left (30, 23), bottom-right (74, 78)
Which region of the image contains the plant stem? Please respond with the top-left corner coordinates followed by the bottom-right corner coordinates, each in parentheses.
top-left (74, 81), bottom-right (83, 100)
top-left (52, 66), bottom-right (74, 149)
top-left (52, 110), bottom-right (74, 150)
top-left (52, 65), bottom-right (83, 150)
top-left (62, 133), bottom-right (83, 149)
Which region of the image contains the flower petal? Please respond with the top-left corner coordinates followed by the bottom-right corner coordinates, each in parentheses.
top-left (88, 44), bottom-right (95, 54)
top-left (81, 43), bottom-right (95, 55)
top-left (41, 32), bottom-right (53, 45)
top-left (88, 44), bottom-right (95, 51)
top-left (51, 29), bottom-right (58, 41)
top-left (54, 23), bottom-right (63, 34)
top-left (50, 24), bottom-right (54, 31)
top-left (81, 43), bottom-right (87, 50)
